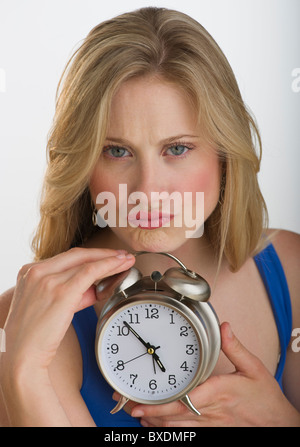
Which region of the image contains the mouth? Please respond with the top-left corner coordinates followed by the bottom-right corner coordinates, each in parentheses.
top-left (127, 210), bottom-right (174, 230)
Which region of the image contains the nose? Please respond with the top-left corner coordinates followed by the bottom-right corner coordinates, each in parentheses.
top-left (137, 164), bottom-right (158, 192)
top-left (130, 156), bottom-right (166, 207)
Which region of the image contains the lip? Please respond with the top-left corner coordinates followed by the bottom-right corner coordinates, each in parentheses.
top-left (128, 210), bottom-right (174, 229)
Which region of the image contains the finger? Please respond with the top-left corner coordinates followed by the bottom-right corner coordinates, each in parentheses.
top-left (140, 418), bottom-right (156, 427)
top-left (19, 247), bottom-right (130, 281)
top-left (129, 375), bottom-right (220, 419)
top-left (50, 253), bottom-right (133, 304)
top-left (114, 392), bottom-right (202, 422)
top-left (76, 285), bottom-right (97, 311)
top-left (68, 252), bottom-right (135, 285)
top-left (19, 254), bottom-right (136, 317)
top-left (131, 400), bottom-right (190, 419)
top-left (76, 254), bottom-right (136, 311)
top-left (220, 322), bottom-right (266, 377)
top-left (140, 417), bottom-right (202, 428)
top-left (52, 247), bottom-right (130, 273)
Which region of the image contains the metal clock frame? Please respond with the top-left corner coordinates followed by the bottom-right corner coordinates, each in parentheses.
top-left (95, 273), bottom-right (221, 415)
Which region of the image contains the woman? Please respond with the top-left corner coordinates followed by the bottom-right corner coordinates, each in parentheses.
top-left (0, 7), bottom-right (299, 427)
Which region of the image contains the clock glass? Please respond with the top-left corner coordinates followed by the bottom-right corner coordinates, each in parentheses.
top-left (97, 300), bottom-right (202, 403)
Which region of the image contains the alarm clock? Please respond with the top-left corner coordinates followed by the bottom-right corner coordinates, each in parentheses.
top-left (95, 251), bottom-right (220, 416)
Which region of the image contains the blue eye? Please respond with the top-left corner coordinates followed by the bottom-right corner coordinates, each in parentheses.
top-left (166, 145), bottom-right (190, 156)
top-left (104, 146), bottom-right (129, 158)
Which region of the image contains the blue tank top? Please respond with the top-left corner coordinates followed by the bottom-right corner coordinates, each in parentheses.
top-left (253, 243), bottom-right (292, 386)
top-left (72, 243), bottom-right (292, 427)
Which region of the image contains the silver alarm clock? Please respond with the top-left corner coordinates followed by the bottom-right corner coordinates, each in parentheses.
top-left (95, 251), bottom-right (220, 416)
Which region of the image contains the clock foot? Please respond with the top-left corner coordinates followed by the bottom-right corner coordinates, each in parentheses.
top-left (180, 395), bottom-right (201, 416)
top-left (110, 395), bottom-right (129, 414)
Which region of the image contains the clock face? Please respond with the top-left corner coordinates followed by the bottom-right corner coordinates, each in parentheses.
top-left (96, 299), bottom-right (202, 403)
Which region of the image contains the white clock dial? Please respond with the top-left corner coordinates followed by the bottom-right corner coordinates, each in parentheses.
top-left (97, 300), bottom-right (201, 403)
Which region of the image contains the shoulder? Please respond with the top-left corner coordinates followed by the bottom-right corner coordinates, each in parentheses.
top-left (268, 229), bottom-right (300, 293)
top-left (266, 229), bottom-right (300, 279)
top-left (0, 287), bottom-right (14, 327)
top-left (269, 230), bottom-right (300, 411)
top-left (0, 288), bottom-right (14, 426)
top-left (267, 228), bottom-right (300, 325)
top-left (267, 228), bottom-right (300, 259)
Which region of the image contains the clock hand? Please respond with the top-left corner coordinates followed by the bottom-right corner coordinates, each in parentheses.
top-left (152, 355), bottom-right (156, 374)
top-left (123, 351), bottom-right (148, 365)
top-left (152, 352), bottom-right (166, 372)
top-left (123, 321), bottom-right (166, 372)
top-left (123, 321), bottom-right (149, 349)
top-left (113, 352), bottom-right (148, 371)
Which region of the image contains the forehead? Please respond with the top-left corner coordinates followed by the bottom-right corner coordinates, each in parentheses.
top-left (106, 76), bottom-right (198, 139)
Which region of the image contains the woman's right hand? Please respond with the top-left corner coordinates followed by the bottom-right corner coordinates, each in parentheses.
top-left (0, 247), bottom-right (135, 426)
top-left (3, 247), bottom-right (135, 372)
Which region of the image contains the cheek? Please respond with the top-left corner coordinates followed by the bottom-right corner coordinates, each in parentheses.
top-left (175, 165), bottom-right (220, 198)
top-left (175, 160), bottom-right (220, 223)
top-left (89, 169), bottom-right (118, 202)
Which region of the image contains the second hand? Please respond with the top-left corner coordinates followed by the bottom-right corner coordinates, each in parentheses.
top-left (124, 352), bottom-right (148, 365)
top-left (123, 321), bottom-right (166, 372)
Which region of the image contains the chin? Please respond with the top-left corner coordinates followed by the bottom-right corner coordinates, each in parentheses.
top-left (117, 227), bottom-right (186, 254)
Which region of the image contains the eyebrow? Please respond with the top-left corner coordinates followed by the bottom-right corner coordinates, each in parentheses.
top-left (104, 134), bottom-right (200, 146)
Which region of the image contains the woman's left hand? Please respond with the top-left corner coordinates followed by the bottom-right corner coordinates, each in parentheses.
top-left (117, 323), bottom-right (300, 427)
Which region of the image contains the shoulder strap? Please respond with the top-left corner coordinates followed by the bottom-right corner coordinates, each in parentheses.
top-left (253, 243), bottom-right (292, 383)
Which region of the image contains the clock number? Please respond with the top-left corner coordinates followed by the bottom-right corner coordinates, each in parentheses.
top-left (169, 313), bottom-right (175, 324)
top-left (168, 374), bottom-right (176, 385)
top-left (114, 360), bottom-right (125, 371)
top-left (180, 361), bottom-right (189, 371)
top-left (116, 325), bottom-right (130, 336)
top-left (128, 313), bottom-right (140, 324)
top-left (180, 326), bottom-right (188, 337)
top-left (130, 374), bottom-right (138, 385)
top-left (110, 343), bottom-right (119, 354)
top-left (185, 344), bottom-right (195, 355)
top-left (145, 308), bottom-right (159, 319)
top-left (149, 379), bottom-right (157, 390)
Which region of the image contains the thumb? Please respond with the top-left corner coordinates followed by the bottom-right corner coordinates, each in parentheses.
top-left (220, 322), bottom-right (264, 377)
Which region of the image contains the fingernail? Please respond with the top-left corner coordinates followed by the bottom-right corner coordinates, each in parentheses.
top-left (116, 249), bottom-right (128, 255)
top-left (116, 253), bottom-right (134, 260)
top-left (227, 323), bottom-right (233, 339)
top-left (112, 392), bottom-right (120, 401)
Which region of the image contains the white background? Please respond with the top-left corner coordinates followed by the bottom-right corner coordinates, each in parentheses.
top-left (0, 0), bottom-right (299, 291)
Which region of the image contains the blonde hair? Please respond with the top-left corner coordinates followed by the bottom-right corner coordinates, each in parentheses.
top-left (32, 7), bottom-right (268, 271)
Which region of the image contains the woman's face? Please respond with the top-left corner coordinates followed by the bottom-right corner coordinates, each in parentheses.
top-left (90, 76), bottom-right (221, 253)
